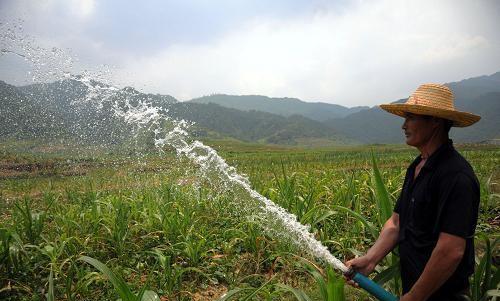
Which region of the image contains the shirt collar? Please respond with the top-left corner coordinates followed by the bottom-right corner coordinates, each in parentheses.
top-left (407, 139), bottom-right (454, 171)
top-left (422, 139), bottom-right (454, 170)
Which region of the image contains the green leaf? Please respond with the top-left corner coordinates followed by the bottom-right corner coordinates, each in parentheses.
top-left (47, 269), bottom-right (55, 301)
top-left (331, 278), bottom-right (346, 301)
top-left (372, 260), bottom-right (400, 286)
top-left (480, 234), bottom-right (492, 295)
top-left (78, 256), bottom-right (136, 301)
top-left (490, 268), bottom-right (500, 291)
top-left (218, 288), bottom-right (251, 301)
top-left (371, 150), bottom-right (393, 227)
top-left (241, 276), bottom-right (275, 301)
top-left (471, 234), bottom-right (500, 300)
top-left (326, 266), bottom-right (345, 301)
top-left (275, 283), bottom-right (312, 301)
top-left (311, 209), bottom-right (336, 226)
top-left (326, 268), bottom-right (335, 301)
top-left (301, 260), bottom-right (328, 300)
top-left (332, 205), bottom-right (378, 239)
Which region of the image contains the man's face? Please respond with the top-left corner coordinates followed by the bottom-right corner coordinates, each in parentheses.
top-left (402, 113), bottom-right (438, 148)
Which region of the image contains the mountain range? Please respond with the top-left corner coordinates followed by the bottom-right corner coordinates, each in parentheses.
top-left (0, 72), bottom-right (499, 146)
top-left (189, 94), bottom-right (368, 121)
top-left (323, 73), bottom-right (500, 144)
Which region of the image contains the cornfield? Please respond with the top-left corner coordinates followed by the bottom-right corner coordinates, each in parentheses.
top-left (0, 143), bottom-right (498, 300)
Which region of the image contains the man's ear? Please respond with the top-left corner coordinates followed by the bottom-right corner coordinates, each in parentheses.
top-left (431, 117), bottom-right (445, 130)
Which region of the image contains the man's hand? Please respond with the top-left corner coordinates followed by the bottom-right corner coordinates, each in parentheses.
top-left (344, 255), bottom-right (377, 287)
top-left (345, 255), bottom-right (376, 276)
top-left (344, 213), bottom-right (400, 287)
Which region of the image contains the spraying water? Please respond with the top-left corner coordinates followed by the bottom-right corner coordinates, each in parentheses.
top-left (162, 122), bottom-right (349, 273)
top-left (108, 98), bottom-right (397, 301)
top-left (81, 76), bottom-right (350, 273)
top-left (1, 22), bottom-right (351, 273)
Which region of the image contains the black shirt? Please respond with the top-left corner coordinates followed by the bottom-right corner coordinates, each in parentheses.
top-left (394, 140), bottom-right (480, 300)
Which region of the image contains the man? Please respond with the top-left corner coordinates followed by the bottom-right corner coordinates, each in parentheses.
top-left (346, 83), bottom-right (481, 301)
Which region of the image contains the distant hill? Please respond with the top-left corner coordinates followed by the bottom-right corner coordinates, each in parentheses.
top-left (1, 79), bottom-right (177, 146)
top-left (167, 102), bottom-right (346, 144)
top-left (451, 92), bottom-right (500, 142)
top-left (1, 71), bottom-right (498, 147)
top-left (0, 80), bottom-right (348, 146)
top-left (0, 81), bottom-right (68, 139)
top-left (324, 72), bottom-right (500, 144)
top-left (189, 94), bottom-right (368, 121)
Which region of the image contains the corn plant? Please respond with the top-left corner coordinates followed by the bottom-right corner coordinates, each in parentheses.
top-left (65, 261), bottom-right (102, 300)
top-left (148, 248), bottom-right (182, 293)
top-left (1, 144), bottom-right (497, 300)
top-left (369, 151), bottom-right (401, 294)
top-left (78, 256), bottom-right (160, 301)
top-left (47, 268), bottom-right (55, 301)
top-left (101, 196), bottom-right (131, 256)
top-left (272, 164), bottom-right (300, 214)
top-left (301, 259), bottom-right (345, 301)
top-left (13, 198), bottom-right (48, 244)
top-left (181, 234), bottom-right (206, 266)
top-left (0, 228), bottom-right (11, 266)
top-left (482, 173), bottom-right (500, 212)
top-left (219, 276), bottom-right (277, 301)
top-left (0, 228), bottom-right (26, 277)
top-left (468, 234), bottom-right (500, 301)
top-left (370, 150), bottom-right (393, 227)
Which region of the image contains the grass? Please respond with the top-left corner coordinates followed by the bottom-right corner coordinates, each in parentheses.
top-left (0, 142), bottom-right (498, 300)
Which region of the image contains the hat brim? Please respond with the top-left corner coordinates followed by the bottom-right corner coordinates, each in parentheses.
top-left (379, 103), bottom-right (480, 127)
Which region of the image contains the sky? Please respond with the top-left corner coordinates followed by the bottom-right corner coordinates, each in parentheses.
top-left (1, 0), bottom-right (499, 107)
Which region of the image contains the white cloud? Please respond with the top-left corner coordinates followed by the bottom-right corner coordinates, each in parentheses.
top-left (71, 0), bottom-right (95, 18)
top-left (3, 0), bottom-right (95, 19)
top-left (1, 0), bottom-right (499, 106)
top-left (115, 0), bottom-right (500, 106)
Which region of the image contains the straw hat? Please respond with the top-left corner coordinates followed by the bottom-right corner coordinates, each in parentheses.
top-left (379, 83), bottom-right (480, 127)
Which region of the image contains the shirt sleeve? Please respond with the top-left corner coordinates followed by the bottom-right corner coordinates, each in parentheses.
top-left (436, 172), bottom-right (479, 238)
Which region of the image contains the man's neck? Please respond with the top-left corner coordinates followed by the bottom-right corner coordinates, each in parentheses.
top-left (418, 135), bottom-right (448, 160)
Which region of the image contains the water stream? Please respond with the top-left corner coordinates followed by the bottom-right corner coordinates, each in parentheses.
top-left (1, 23), bottom-right (349, 274)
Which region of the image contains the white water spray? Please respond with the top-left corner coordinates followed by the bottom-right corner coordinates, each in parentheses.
top-left (162, 122), bottom-right (349, 273)
top-left (1, 22), bottom-right (349, 274)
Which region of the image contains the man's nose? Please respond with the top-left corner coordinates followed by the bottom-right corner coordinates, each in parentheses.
top-left (402, 119), bottom-right (408, 130)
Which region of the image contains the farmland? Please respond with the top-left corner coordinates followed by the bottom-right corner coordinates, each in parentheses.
top-left (0, 141), bottom-right (498, 300)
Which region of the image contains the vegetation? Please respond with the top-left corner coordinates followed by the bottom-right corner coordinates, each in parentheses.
top-left (189, 94), bottom-right (367, 121)
top-left (2, 71), bottom-right (499, 146)
top-left (0, 142), bottom-right (498, 300)
top-left (0, 80), bottom-right (346, 146)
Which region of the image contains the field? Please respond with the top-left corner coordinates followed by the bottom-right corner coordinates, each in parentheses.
top-left (0, 141), bottom-right (498, 301)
